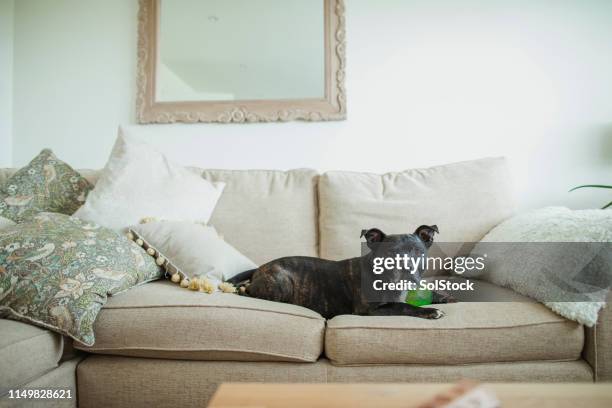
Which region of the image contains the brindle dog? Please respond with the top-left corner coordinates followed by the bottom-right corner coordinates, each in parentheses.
top-left (227, 225), bottom-right (453, 320)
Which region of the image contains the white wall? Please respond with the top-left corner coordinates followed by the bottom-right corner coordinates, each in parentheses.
top-left (9, 0), bottom-right (612, 210)
top-left (12, 0), bottom-right (137, 169)
top-left (0, 0), bottom-right (13, 167)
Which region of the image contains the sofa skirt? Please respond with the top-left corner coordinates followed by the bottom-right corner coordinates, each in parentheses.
top-left (77, 356), bottom-right (593, 408)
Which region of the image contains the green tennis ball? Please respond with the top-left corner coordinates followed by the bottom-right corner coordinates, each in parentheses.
top-left (405, 289), bottom-right (433, 306)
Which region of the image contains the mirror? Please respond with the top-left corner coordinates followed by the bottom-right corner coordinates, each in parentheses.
top-left (158, 0), bottom-right (326, 102)
top-left (137, 0), bottom-right (346, 123)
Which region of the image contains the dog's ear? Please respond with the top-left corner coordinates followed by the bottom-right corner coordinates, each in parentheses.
top-left (360, 228), bottom-right (386, 249)
top-left (415, 225), bottom-right (438, 248)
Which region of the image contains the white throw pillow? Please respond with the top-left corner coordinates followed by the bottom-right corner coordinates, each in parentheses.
top-left (463, 207), bottom-right (611, 326)
top-left (131, 221), bottom-right (257, 288)
top-left (74, 128), bottom-right (224, 231)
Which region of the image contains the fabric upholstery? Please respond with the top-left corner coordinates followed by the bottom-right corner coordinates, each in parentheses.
top-left (201, 169), bottom-right (319, 265)
top-left (326, 301), bottom-right (583, 366)
top-left (1, 357), bottom-right (82, 408)
top-left (77, 356), bottom-right (592, 408)
top-left (0, 149), bottom-right (93, 223)
top-left (131, 221), bottom-right (256, 285)
top-left (2, 162), bottom-right (606, 386)
top-left (584, 291), bottom-right (612, 381)
top-left (0, 170), bottom-right (99, 191)
top-left (77, 355), bottom-right (328, 408)
top-left (318, 157), bottom-right (515, 260)
top-left (326, 360), bottom-right (593, 382)
top-left (0, 319), bottom-right (63, 394)
top-left (0, 213), bottom-right (162, 346)
top-left (75, 281), bottom-right (325, 362)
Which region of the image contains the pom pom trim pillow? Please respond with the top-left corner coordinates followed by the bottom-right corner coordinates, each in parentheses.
top-left (130, 220), bottom-right (257, 290)
top-left (0, 149), bottom-right (93, 224)
top-left (74, 128), bottom-right (225, 231)
top-left (0, 213), bottom-right (162, 346)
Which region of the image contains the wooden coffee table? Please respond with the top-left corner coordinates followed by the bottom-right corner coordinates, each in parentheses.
top-left (208, 383), bottom-right (612, 408)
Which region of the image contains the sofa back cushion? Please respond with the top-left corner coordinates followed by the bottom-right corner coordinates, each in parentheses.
top-left (318, 157), bottom-right (515, 260)
top-left (3, 159), bottom-right (513, 264)
top-left (200, 169), bottom-right (319, 265)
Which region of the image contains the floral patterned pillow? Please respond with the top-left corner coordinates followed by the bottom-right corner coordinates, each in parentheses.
top-left (0, 149), bottom-right (93, 224)
top-left (0, 213), bottom-right (162, 345)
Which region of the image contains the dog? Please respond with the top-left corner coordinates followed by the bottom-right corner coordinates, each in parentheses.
top-left (227, 225), bottom-right (452, 319)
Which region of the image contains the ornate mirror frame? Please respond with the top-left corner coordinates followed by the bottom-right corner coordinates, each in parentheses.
top-left (136, 0), bottom-right (346, 124)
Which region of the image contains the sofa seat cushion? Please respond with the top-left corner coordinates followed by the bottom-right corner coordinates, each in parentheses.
top-left (75, 281), bottom-right (325, 363)
top-left (325, 294), bottom-right (584, 366)
top-left (0, 319), bottom-right (63, 393)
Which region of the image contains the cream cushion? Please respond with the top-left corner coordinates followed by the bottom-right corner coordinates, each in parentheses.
top-left (75, 281), bottom-right (325, 363)
top-left (132, 221), bottom-right (257, 286)
top-left (325, 293), bottom-right (584, 366)
top-left (0, 319), bottom-right (63, 393)
top-left (318, 157), bottom-right (515, 260)
top-left (201, 169), bottom-right (319, 265)
top-left (74, 129), bottom-right (225, 231)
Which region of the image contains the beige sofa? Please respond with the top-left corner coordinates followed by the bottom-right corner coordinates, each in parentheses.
top-left (1, 158), bottom-right (610, 408)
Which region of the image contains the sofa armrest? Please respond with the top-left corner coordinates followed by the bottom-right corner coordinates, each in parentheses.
top-left (584, 291), bottom-right (612, 381)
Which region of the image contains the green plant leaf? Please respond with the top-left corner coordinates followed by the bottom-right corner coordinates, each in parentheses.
top-left (569, 185), bottom-right (612, 192)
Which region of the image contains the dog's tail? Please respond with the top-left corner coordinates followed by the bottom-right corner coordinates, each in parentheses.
top-left (226, 268), bottom-right (257, 285)
top-left (226, 268), bottom-right (257, 296)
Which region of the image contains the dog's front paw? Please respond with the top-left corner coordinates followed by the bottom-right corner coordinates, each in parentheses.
top-left (433, 291), bottom-right (457, 304)
top-left (422, 308), bottom-right (445, 319)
